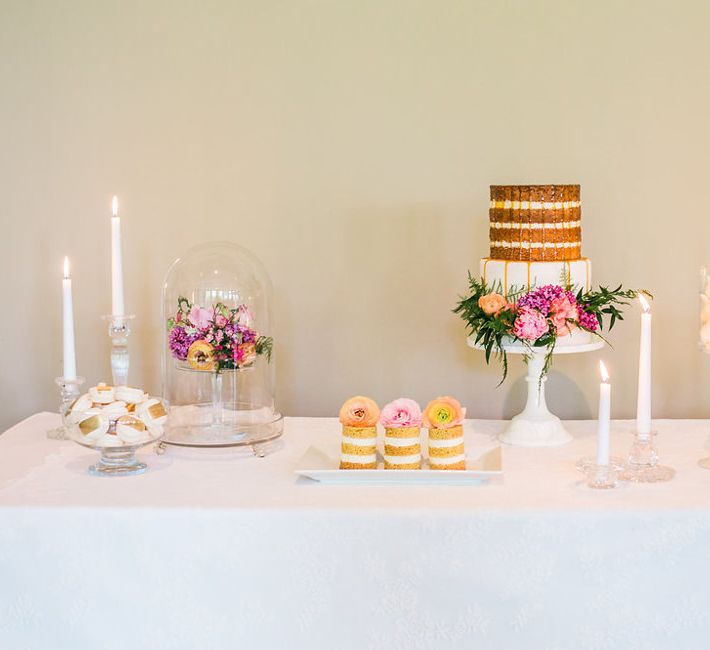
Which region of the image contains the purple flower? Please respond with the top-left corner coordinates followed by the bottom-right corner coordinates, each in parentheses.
top-left (578, 310), bottom-right (599, 332)
top-left (517, 285), bottom-right (567, 316)
top-left (169, 326), bottom-right (199, 361)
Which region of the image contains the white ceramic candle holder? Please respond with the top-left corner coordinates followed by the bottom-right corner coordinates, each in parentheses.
top-left (102, 314), bottom-right (135, 387)
top-left (47, 376), bottom-right (85, 440)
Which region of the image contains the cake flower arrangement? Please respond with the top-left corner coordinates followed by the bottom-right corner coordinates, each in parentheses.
top-left (167, 297), bottom-right (273, 372)
top-left (455, 276), bottom-right (644, 382)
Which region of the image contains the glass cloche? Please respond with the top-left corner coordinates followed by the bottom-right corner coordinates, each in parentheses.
top-left (161, 241), bottom-right (283, 448)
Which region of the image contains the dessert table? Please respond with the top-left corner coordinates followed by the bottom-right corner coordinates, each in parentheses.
top-left (2, 413), bottom-right (710, 649)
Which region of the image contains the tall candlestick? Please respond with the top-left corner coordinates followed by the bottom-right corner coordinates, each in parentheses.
top-left (596, 361), bottom-right (611, 466)
top-left (636, 293), bottom-right (652, 437)
top-left (110, 195), bottom-right (125, 322)
top-left (62, 256), bottom-right (77, 380)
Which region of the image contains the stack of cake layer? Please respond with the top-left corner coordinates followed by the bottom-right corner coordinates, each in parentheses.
top-left (428, 425), bottom-right (466, 470)
top-left (383, 426), bottom-right (422, 470)
top-left (339, 425), bottom-right (377, 469)
top-left (489, 185), bottom-right (581, 262)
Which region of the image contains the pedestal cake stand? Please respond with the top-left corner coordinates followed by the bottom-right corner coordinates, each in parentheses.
top-left (467, 337), bottom-right (603, 447)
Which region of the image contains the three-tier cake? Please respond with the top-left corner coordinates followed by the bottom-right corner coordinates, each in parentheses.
top-left (481, 184), bottom-right (592, 345)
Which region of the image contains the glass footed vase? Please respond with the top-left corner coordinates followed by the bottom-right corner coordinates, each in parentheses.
top-left (163, 365), bottom-right (283, 449)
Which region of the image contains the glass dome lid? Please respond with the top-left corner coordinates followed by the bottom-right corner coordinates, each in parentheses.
top-left (161, 241), bottom-right (283, 448)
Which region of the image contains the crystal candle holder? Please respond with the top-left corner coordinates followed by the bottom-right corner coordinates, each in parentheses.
top-left (583, 463), bottom-right (619, 489)
top-left (619, 430), bottom-right (675, 483)
top-left (47, 376), bottom-right (85, 440)
top-left (102, 314), bottom-right (135, 387)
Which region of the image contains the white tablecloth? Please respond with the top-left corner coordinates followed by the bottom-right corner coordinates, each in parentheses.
top-left (2, 413), bottom-right (710, 649)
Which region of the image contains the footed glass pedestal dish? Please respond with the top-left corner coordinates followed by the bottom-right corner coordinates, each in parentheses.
top-left (65, 417), bottom-right (164, 476)
top-left (468, 337), bottom-right (603, 447)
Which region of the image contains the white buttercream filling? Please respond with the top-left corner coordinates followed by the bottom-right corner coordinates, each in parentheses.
top-left (491, 241), bottom-right (579, 249)
top-left (429, 454), bottom-right (466, 465)
top-left (383, 436), bottom-right (421, 447)
top-left (490, 220), bottom-right (581, 230)
top-left (428, 436), bottom-right (464, 448)
top-left (490, 200), bottom-right (580, 210)
top-left (341, 453), bottom-right (376, 464)
top-left (384, 453), bottom-right (421, 464)
top-left (341, 436), bottom-right (377, 447)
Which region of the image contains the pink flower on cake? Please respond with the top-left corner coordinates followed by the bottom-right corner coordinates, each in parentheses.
top-left (478, 292), bottom-right (507, 316)
top-left (189, 305), bottom-right (212, 330)
top-left (549, 296), bottom-right (579, 337)
top-left (512, 307), bottom-right (548, 341)
top-left (339, 396), bottom-right (380, 427)
top-left (379, 398), bottom-right (423, 428)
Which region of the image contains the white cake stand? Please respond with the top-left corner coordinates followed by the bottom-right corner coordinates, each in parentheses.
top-left (467, 337), bottom-right (603, 447)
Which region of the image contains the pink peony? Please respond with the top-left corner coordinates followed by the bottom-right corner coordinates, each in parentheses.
top-left (189, 305), bottom-right (213, 330)
top-left (512, 307), bottom-right (548, 340)
top-left (214, 313), bottom-right (228, 328)
top-left (549, 296), bottom-right (579, 337)
top-left (379, 398), bottom-right (423, 428)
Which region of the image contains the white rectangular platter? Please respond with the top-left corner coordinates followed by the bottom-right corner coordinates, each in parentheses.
top-left (295, 445), bottom-right (502, 485)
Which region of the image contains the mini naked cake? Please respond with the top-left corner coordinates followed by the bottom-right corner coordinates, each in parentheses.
top-left (338, 396), bottom-right (380, 469)
top-left (423, 397), bottom-right (467, 470)
top-left (380, 398), bottom-right (422, 470)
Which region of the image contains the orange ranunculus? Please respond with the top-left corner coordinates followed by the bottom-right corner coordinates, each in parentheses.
top-left (339, 396), bottom-right (380, 427)
top-left (423, 396), bottom-right (466, 428)
top-left (478, 292), bottom-right (507, 316)
top-left (187, 340), bottom-right (216, 371)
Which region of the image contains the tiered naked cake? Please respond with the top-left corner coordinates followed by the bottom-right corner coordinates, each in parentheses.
top-left (481, 184), bottom-right (592, 345)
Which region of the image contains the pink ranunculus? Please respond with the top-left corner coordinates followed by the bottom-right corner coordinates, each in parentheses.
top-left (214, 313), bottom-right (228, 328)
top-left (512, 307), bottom-right (549, 341)
top-left (188, 306), bottom-right (212, 330)
top-left (549, 296), bottom-right (579, 337)
top-left (379, 398), bottom-right (423, 428)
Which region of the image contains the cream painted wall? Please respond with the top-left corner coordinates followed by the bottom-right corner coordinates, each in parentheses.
top-left (2, 0), bottom-right (710, 432)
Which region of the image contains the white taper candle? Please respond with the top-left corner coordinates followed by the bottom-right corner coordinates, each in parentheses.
top-left (636, 294), bottom-right (652, 436)
top-left (110, 195), bottom-right (125, 322)
top-left (62, 256), bottom-right (77, 380)
top-left (596, 360), bottom-right (610, 466)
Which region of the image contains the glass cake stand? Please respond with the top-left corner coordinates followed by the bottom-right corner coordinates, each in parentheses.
top-left (468, 337), bottom-right (604, 447)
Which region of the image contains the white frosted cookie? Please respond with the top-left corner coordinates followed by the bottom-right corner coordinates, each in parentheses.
top-left (89, 383), bottom-right (115, 404)
top-left (77, 409), bottom-right (109, 442)
top-left (102, 400), bottom-right (129, 420)
top-left (115, 385), bottom-right (145, 404)
top-left (137, 398), bottom-right (167, 426)
top-left (66, 394), bottom-right (93, 423)
top-left (115, 415), bottom-right (147, 444)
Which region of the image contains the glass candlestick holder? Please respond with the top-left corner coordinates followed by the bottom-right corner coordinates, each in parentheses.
top-left (47, 376), bottom-right (85, 439)
top-left (583, 463), bottom-right (619, 489)
top-left (102, 314), bottom-right (135, 386)
top-left (619, 430), bottom-right (675, 483)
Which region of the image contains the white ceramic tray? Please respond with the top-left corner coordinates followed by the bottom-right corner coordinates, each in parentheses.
top-left (295, 445), bottom-right (502, 485)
